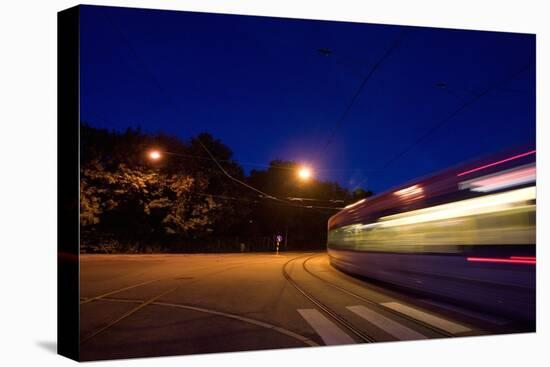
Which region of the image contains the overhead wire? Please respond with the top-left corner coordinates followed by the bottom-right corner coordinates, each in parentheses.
top-left (161, 150), bottom-right (380, 172)
top-left (194, 192), bottom-right (343, 210)
top-left (377, 61), bottom-right (534, 171)
top-left (100, 10), bottom-right (345, 211)
top-left (317, 30), bottom-right (408, 161)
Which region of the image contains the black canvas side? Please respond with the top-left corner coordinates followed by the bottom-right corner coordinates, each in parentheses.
top-left (57, 5), bottom-right (80, 361)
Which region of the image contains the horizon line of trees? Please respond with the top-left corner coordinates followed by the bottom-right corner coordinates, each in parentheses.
top-left (80, 123), bottom-right (373, 253)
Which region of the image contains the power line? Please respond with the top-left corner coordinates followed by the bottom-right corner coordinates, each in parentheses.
top-left (317, 48), bottom-right (370, 78)
top-left (378, 61), bottom-right (534, 171)
top-left (194, 192), bottom-right (343, 210)
top-left (162, 151), bottom-right (292, 170)
top-left (161, 150), bottom-right (379, 172)
top-left (83, 115), bottom-right (410, 178)
top-left (286, 196), bottom-right (344, 203)
top-left (101, 10), bottom-right (280, 203)
top-left (100, 10), bottom-right (343, 210)
top-left (194, 137), bottom-right (282, 201)
top-left (317, 31), bottom-right (407, 160)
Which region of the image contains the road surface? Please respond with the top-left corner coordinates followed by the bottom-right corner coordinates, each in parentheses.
top-left (79, 252), bottom-right (527, 361)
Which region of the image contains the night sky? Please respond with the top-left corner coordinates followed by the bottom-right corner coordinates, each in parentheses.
top-left (80, 5), bottom-right (535, 194)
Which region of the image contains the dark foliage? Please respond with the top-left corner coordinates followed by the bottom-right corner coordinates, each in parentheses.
top-left (80, 123), bottom-right (373, 252)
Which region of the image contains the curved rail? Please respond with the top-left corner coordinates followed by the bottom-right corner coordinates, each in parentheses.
top-left (303, 254), bottom-right (454, 338)
top-left (282, 254), bottom-right (375, 343)
top-left (93, 296), bottom-right (320, 347)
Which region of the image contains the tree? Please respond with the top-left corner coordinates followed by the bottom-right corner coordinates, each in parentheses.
top-left (79, 123), bottom-right (375, 252)
top-left (80, 160), bottom-right (221, 251)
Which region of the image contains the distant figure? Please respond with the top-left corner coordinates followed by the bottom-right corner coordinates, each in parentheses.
top-left (240, 243), bottom-right (245, 252)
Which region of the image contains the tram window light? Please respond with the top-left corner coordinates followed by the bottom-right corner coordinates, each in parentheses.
top-left (380, 186), bottom-right (535, 228)
top-left (459, 165), bottom-right (535, 193)
top-left (394, 185), bottom-right (424, 200)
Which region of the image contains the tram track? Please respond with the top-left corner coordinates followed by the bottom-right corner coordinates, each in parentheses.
top-left (89, 296), bottom-right (319, 347)
top-left (302, 254), bottom-right (455, 338)
top-left (282, 254), bottom-right (376, 343)
top-left (81, 253), bottom-right (457, 350)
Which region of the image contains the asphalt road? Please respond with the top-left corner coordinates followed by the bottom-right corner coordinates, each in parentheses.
top-left (79, 252), bottom-right (525, 361)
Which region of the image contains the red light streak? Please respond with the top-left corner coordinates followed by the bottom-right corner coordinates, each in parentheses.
top-left (466, 256), bottom-right (536, 265)
top-left (510, 256), bottom-right (536, 260)
top-left (457, 150), bottom-right (536, 177)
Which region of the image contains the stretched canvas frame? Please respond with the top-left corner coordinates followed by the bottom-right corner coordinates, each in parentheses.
top-left (58, 4), bottom-right (536, 362)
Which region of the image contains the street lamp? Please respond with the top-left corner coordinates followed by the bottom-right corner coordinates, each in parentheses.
top-left (148, 150), bottom-right (162, 161)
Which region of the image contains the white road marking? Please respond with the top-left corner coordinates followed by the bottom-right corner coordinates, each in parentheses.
top-left (381, 301), bottom-right (471, 334)
top-left (297, 309), bottom-right (355, 345)
top-left (347, 305), bottom-right (428, 340)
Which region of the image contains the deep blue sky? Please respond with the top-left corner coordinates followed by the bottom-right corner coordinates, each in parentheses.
top-left (80, 5), bottom-right (535, 193)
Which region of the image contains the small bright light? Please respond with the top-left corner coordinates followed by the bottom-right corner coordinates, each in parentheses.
top-left (394, 184), bottom-right (424, 198)
top-left (298, 167), bottom-right (312, 180)
top-left (149, 150), bottom-right (161, 160)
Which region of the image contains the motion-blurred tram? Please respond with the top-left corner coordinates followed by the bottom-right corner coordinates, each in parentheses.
top-left (327, 148), bottom-right (536, 321)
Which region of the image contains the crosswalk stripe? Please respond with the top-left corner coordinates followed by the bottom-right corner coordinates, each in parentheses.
top-left (381, 301), bottom-right (471, 334)
top-left (297, 309), bottom-right (356, 345)
top-left (347, 305), bottom-right (428, 340)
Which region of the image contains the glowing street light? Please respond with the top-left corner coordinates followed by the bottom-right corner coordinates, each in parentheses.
top-left (148, 150), bottom-right (162, 161)
top-left (297, 166), bottom-right (312, 181)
